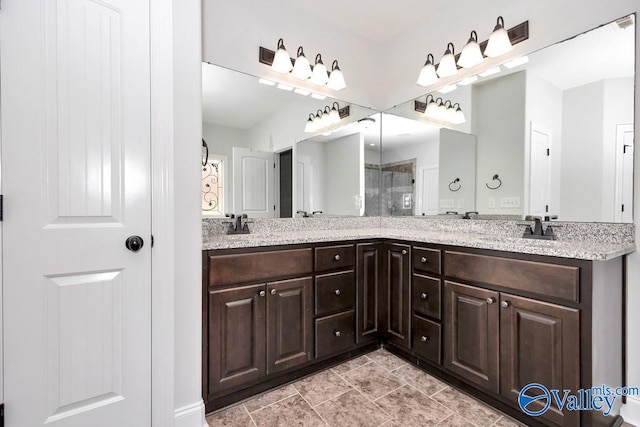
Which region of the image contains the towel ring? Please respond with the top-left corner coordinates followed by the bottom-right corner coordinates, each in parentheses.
top-left (486, 174), bottom-right (502, 190)
top-left (202, 139), bottom-right (209, 167)
top-left (448, 178), bottom-right (461, 192)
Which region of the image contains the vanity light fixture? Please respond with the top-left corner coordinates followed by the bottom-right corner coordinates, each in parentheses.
top-left (304, 113), bottom-right (316, 133)
top-left (271, 38), bottom-right (293, 73)
top-left (310, 54), bottom-right (329, 86)
top-left (291, 46), bottom-right (312, 80)
top-left (450, 103), bottom-right (466, 124)
top-left (415, 95), bottom-right (466, 125)
top-left (304, 104), bottom-right (350, 133)
top-left (327, 60), bottom-right (347, 91)
top-left (423, 94), bottom-right (438, 117)
top-left (484, 16), bottom-right (513, 58)
top-left (417, 53), bottom-right (438, 87)
top-left (458, 30), bottom-right (484, 68)
top-left (328, 102), bottom-right (341, 124)
top-left (504, 55), bottom-right (529, 69)
top-left (436, 43), bottom-right (458, 78)
top-left (320, 106), bottom-right (332, 128)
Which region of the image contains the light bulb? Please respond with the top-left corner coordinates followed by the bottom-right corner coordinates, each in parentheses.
top-left (484, 16), bottom-right (513, 58)
top-left (310, 54), bottom-right (328, 86)
top-left (436, 43), bottom-right (458, 78)
top-left (291, 46), bottom-right (312, 80)
top-left (458, 30), bottom-right (484, 68)
top-left (271, 38), bottom-right (293, 73)
top-left (327, 60), bottom-right (347, 90)
top-left (417, 54), bottom-right (438, 87)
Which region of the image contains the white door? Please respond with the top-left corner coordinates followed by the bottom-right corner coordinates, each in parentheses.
top-left (296, 155), bottom-right (312, 213)
top-left (420, 166), bottom-right (439, 215)
top-left (233, 147), bottom-right (275, 218)
top-left (615, 124), bottom-right (634, 222)
top-left (1, 1), bottom-right (152, 426)
top-left (529, 124), bottom-right (552, 217)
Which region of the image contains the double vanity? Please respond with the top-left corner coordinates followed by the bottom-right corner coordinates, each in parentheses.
top-left (201, 217), bottom-right (634, 427)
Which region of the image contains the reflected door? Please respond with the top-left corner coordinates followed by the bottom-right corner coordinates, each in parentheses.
top-left (529, 124), bottom-right (552, 217)
top-left (233, 147), bottom-right (275, 218)
top-left (2, 0), bottom-right (152, 425)
top-left (615, 124), bottom-right (634, 222)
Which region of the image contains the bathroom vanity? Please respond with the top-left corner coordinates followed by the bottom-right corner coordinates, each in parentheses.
top-left (202, 224), bottom-right (631, 427)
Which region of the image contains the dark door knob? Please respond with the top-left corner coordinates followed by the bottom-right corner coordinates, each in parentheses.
top-left (125, 235), bottom-right (144, 252)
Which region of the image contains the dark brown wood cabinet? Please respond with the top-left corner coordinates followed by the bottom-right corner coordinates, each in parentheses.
top-left (382, 242), bottom-right (411, 349)
top-left (356, 242), bottom-right (381, 343)
top-left (267, 277), bottom-right (313, 374)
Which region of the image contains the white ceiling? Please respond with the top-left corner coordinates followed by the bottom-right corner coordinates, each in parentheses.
top-left (277, 0), bottom-right (443, 43)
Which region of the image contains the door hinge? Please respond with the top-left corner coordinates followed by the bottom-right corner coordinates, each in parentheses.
top-left (0, 195), bottom-right (3, 221)
top-left (546, 148), bottom-right (550, 156)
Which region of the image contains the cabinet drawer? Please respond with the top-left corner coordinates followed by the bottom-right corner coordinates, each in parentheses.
top-left (315, 271), bottom-right (355, 317)
top-left (315, 311), bottom-right (355, 358)
top-left (209, 248), bottom-right (312, 287)
top-left (444, 251), bottom-right (579, 303)
top-left (315, 244), bottom-right (355, 272)
top-left (412, 274), bottom-right (441, 320)
top-left (413, 247), bottom-right (441, 275)
top-left (413, 315), bottom-right (441, 364)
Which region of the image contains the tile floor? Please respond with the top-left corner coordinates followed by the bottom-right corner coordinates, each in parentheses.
top-left (206, 348), bottom-right (528, 427)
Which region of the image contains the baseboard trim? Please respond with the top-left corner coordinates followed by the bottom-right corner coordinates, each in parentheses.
top-left (621, 397), bottom-right (640, 425)
top-left (174, 400), bottom-right (207, 427)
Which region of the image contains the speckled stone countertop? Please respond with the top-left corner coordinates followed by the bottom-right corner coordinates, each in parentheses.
top-left (202, 217), bottom-right (635, 261)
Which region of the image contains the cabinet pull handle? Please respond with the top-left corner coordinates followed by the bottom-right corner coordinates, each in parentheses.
top-left (501, 300), bottom-right (510, 308)
top-left (334, 289), bottom-right (341, 296)
top-left (401, 249), bottom-right (407, 255)
top-left (486, 297), bottom-right (496, 304)
top-left (334, 330), bottom-right (341, 337)
top-left (420, 292), bottom-right (428, 300)
top-left (334, 254), bottom-right (341, 261)
top-left (259, 290), bottom-right (266, 297)
top-left (271, 289), bottom-right (277, 295)
top-left (421, 256), bottom-right (427, 263)
top-left (420, 335), bottom-right (429, 343)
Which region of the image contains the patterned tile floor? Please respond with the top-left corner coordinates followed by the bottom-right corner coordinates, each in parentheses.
top-left (206, 348), bottom-right (530, 427)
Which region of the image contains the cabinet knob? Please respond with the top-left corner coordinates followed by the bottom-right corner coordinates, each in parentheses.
top-left (271, 289), bottom-right (277, 295)
top-left (401, 249), bottom-right (407, 255)
top-left (486, 297), bottom-right (496, 305)
top-left (334, 330), bottom-right (341, 337)
top-left (259, 290), bottom-right (266, 297)
top-left (334, 289), bottom-right (341, 296)
top-left (420, 335), bottom-right (429, 343)
top-left (421, 256), bottom-right (427, 263)
top-left (501, 300), bottom-right (510, 308)
top-left (334, 254), bottom-right (341, 261)
top-left (420, 292), bottom-right (428, 300)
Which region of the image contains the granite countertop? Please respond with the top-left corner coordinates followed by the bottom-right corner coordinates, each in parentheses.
top-left (202, 228), bottom-right (636, 261)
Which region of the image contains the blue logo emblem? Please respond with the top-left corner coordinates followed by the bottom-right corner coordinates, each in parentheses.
top-left (518, 383), bottom-right (552, 416)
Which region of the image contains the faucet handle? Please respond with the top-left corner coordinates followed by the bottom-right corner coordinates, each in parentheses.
top-left (224, 213), bottom-right (235, 218)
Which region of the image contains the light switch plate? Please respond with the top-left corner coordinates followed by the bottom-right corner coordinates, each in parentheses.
top-left (488, 198), bottom-right (496, 209)
top-left (500, 197), bottom-right (521, 208)
top-left (439, 199), bottom-right (455, 208)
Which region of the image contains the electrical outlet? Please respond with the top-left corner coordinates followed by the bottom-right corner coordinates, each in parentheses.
top-left (500, 196), bottom-right (521, 208)
top-left (457, 199), bottom-right (464, 209)
top-left (488, 198), bottom-right (496, 209)
top-left (439, 199), bottom-right (455, 208)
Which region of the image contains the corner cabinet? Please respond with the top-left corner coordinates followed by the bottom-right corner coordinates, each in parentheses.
top-left (381, 242), bottom-right (411, 349)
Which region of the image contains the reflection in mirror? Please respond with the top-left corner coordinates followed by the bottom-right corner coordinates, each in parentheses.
top-left (296, 111), bottom-right (381, 216)
top-left (385, 14), bottom-right (635, 222)
top-left (201, 62), bottom-right (379, 218)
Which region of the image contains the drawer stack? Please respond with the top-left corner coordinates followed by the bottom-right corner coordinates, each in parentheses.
top-left (411, 246), bottom-right (442, 365)
top-left (314, 244), bottom-right (356, 358)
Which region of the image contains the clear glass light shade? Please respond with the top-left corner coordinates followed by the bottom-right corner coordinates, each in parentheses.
top-left (327, 68), bottom-right (346, 91)
top-left (417, 55), bottom-right (438, 87)
top-left (458, 33), bottom-right (484, 68)
top-left (291, 50), bottom-right (312, 80)
top-left (272, 39), bottom-right (293, 73)
top-left (310, 55), bottom-right (329, 85)
top-left (484, 17), bottom-right (512, 58)
top-left (436, 44), bottom-right (458, 78)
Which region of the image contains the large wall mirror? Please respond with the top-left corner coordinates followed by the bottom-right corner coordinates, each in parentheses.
top-left (384, 14), bottom-right (635, 222)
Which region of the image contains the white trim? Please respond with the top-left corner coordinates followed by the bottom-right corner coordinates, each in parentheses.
top-left (621, 397), bottom-right (640, 425)
top-left (174, 400), bottom-right (207, 427)
top-left (150, 0), bottom-right (176, 425)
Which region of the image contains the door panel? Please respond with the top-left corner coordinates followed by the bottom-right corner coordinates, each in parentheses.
top-left (444, 281), bottom-right (499, 393)
top-left (233, 147), bottom-right (275, 217)
top-left (529, 123), bottom-right (551, 217)
top-left (383, 243), bottom-right (411, 348)
top-left (356, 243), bottom-right (381, 342)
top-left (500, 293), bottom-right (579, 426)
top-left (2, 0), bottom-right (151, 425)
top-left (267, 277), bottom-right (313, 374)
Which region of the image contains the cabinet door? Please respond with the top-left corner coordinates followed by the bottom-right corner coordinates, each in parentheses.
top-left (444, 281), bottom-right (499, 393)
top-left (382, 243), bottom-right (411, 348)
top-left (356, 243), bottom-right (381, 343)
top-left (500, 293), bottom-right (580, 427)
top-left (209, 284), bottom-right (266, 396)
top-left (267, 277), bottom-right (313, 374)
